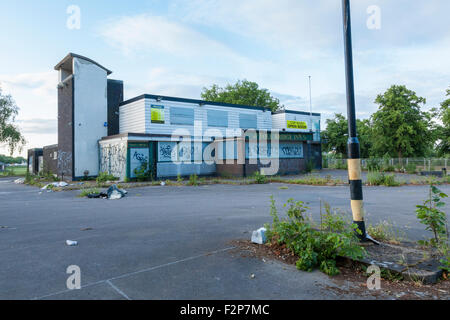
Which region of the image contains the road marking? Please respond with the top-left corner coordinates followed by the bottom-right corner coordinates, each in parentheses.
top-left (106, 280), bottom-right (132, 300)
top-left (32, 246), bottom-right (235, 300)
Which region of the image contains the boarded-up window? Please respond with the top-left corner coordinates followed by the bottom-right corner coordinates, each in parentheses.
top-left (170, 107), bottom-right (194, 126)
top-left (239, 113), bottom-right (257, 129)
top-left (207, 110), bottom-right (228, 128)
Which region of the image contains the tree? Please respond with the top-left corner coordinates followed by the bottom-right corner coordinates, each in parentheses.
top-left (0, 86), bottom-right (25, 154)
top-left (435, 87), bottom-right (450, 156)
top-left (321, 113), bottom-right (372, 158)
top-left (201, 80), bottom-right (282, 112)
top-left (371, 85), bottom-right (433, 160)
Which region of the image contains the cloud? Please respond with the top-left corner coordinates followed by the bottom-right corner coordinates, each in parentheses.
top-left (98, 14), bottom-right (245, 62)
top-left (16, 118), bottom-right (57, 135)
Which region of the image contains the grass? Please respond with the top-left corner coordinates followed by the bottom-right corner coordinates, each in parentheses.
top-left (367, 220), bottom-right (405, 245)
top-left (0, 166), bottom-right (27, 177)
top-left (78, 188), bottom-right (100, 198)
top-left (367, 170), bottom-right (401, 186)
top-left (271, 174), bottom-right (345, 186)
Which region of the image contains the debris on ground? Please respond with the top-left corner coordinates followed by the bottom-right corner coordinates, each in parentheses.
top-left (41, 182), bottom-right (69, 190)
top-left (66, 240), bottom-right (78, 246)
top-left (107, 184), bottom-right (127, 200)
top-left (81, 227), bottom-right (93, 231)
top-left (250, 274), bottom-right (256, 279)
top-left (87, 192), bottom-right (108, 199)
top-left (161, 181), bottom-right (166, 186)
top-left (251, 227), bottom-right (267, 245)
top-left (14, 178), bottom-right (25, 184)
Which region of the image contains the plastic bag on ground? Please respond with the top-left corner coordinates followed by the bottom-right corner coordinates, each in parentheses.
top-left (251, 227), bottom-right (267, 245)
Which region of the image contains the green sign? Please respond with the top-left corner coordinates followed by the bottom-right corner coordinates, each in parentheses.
top-left (151, 105), bottom-right (165, 124)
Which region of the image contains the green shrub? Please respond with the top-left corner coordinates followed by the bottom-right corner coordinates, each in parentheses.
top-left (367, 170), bottom-right (400, 186)
top-left (265, 197), bottom-right (365, 276)
top-left (366, 158), bottom-right (380, 171)
top-left (133, 162), bottom-right (152, 182)
top-left (405, 163), bottom-right (417, 174)
top-left (96, 171), bottom-right (118, 184)
top-left (188, 174), bottom-right (199, 186)
top-left (253, 171), bottom-right (268, 184)
top-left (416, 184), bottom-right (448, 247)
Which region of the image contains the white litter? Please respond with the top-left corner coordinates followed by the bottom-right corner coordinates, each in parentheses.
top-left (41, 182), bottom-right (69, 190)
top-left (66, 240), bottom-right (78, 246)
top-left (251, 227), bottom-right (267, 245)
top-left (161, 181), bottom-right (166, 186)
top-left (14, 178), bottom-right (25, 184)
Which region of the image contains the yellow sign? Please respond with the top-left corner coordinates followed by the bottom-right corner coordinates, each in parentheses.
top-left (151, 105), bottom-right (165, 124)
top-left (287, 120), bottom-right (308, 130)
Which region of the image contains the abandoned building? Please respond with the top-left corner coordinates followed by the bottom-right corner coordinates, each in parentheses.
top-left (29, 53), bottom-right (322, 181)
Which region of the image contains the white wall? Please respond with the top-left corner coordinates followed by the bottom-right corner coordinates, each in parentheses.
top-left (119, 97), bottom-right (272, 137)
top-left (73, 57), bottom-right (108, 177)
top-left (119, 99), bottom-right (146, 133)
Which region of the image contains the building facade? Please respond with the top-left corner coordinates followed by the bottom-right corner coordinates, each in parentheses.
top-left (32, 53), bottom-right (322, 180)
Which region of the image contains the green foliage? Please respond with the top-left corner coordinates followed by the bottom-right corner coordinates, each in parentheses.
top-left (416, 184), bottom-right (448, 246)
top-left (435, 87), bottom-right (450, 156)
top-left (133, 162), bottom-right (152, 182)
top-left (0, 165), bottom-right (27, 177)
top-left (371, 85), bottom-right (433, 159)
top-left (366, 157), bottom-right (380, 171)
top-left (405, 163), bottom-right (417, 174)
top-left (201, 80), bottom-right (282, 112)
top-left (96, 171), bottom-right (119, 184)
top-left (367, 220), bottom-right (403, 245)
top-left (0, 154), bottom-right (26, 164)
top-left (321, 113), bottom-right (372, 158)
top-left (266, 197), bottom-right (366, 276)
top-left (78, 188), bottom-right (100, 198)
top-left (0, 86), bottom-right (26, 154)
top-left (367, 170), bottom-right (400, 186)
top-left (253, 171), bottom-right (268, 184)
top-left (177, 174), bottom-right (184, 183)
top-left (188, 174), bottom-right (199, 186)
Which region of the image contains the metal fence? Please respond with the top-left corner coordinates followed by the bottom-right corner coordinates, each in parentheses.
top-left (323, 157), bottom-right (449, 172)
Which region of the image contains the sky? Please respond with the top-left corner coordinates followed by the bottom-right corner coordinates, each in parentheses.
top-left (0, 0), bottom-right (449, 157)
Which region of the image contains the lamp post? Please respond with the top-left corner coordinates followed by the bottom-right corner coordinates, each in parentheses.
top-left (341, 0), bottom-right (377, 243)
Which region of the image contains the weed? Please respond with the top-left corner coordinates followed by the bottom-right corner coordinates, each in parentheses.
top-left (96, 171), bottom-right (118, 184)
top-left (265, 197), bottom-right (365, 276)
top-left (78, 188), bottom-right (100, 198)
top-left (253, 171), bottom-right (268, 184)
top-left (188, 174), bottom-right (199, 186)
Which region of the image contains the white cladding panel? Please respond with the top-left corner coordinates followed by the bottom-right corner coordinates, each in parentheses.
top-left (119, 100), bottom-right (146, 133)
top-left (73, 57), bottom-right (108, 177)
top-left (119, 98), bottom-right (272, 136)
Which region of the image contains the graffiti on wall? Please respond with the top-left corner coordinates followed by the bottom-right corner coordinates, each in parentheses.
top-left (57, 151), bottom-right (72, 178)
top-left (129, 148), bottom-right (149, 178)
top-left (100, 142), bottom-right (127, 179)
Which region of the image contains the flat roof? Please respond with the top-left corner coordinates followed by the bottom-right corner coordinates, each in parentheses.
top-left (273, 109), bottom-right (321, 117)
top-left (54, 53), bottom-right (113, 75)
top-left (120, 94), bottom-right (272, 112)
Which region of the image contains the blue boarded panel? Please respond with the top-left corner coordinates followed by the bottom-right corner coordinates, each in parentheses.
top-left (207, 110), bottom-right (228, 128)
top-left (170, 107), bottom-right (194, 125)
top-left (245, 142), bottom-right (303, 159)
top-left (239, 113), bottom-right (257, 129)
